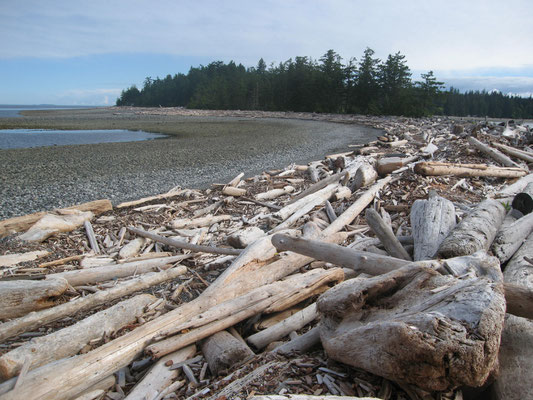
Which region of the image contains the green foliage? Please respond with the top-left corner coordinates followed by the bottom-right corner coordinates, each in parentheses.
top-left (116, 49), bottom-right (533, 119)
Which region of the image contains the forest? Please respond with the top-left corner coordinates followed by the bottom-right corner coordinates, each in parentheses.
top-left (116, 49), bottom-right (533, 119)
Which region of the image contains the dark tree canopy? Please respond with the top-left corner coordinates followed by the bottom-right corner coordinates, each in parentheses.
top-left (116, 49), bottom-right (533, 119)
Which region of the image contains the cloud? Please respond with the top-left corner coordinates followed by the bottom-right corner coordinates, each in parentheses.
top-left (53, 88), bottom-right (122, 105)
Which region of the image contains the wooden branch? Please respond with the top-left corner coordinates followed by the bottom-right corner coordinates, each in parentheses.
top-left (240, 196), bottom-right (281, 210)
top-left (116, 187), bottom-right (186, 209)
top-left (410, 193), bottom-right (456, 261)
top-left (414, 161), bottom-right (527, 178)
top-left (171, 214), bottom-right (231, 229)
top-left (124, 345), bottom-right (196, 400)
top-left (275, 184), bottom-right (339, 221)
top-left (365, 208), bottom-right (412, 261)
top-left (246, 303), bottom-right (318, 350)
top-left (222, 186), bottom-right (246, 196)
top-left (491, 212), bottom-right (533, 263)
top-left (438, 199), bottom-right (506, 258)
top-left (0, 199), bottom-right (112, 237)
top-left (467, 136), bottom-right (521, 167)
top-left (118, 238), bottom-right (145, 259)
top-left (227, 172), bottom-right (244, 187)
top-left (48, 254), bottom-right (190, 286)
top-left (128, 227), bottom-right (241, 256)
top-left (0, 294), bottom-right (156, 380)
top-left (201, 331), bottom-right (254, 376)
top-left (492, 142), bottom-right (533, 163)
top-left (286, 171), bottom-right (347, 205)
top-left (0, 251), bottom-right (49, 268)
top-left (83, 220), bottom-right (100, 254)
top-left (0, 266), bottom-right (187, 342)
top-left (73, 376), bottom-right (116, 400)
top-left (0, 278), bottom-right (68, 319)
top-left (18, 211), bottom-right (95, 242)
top-left (271, 326), bottom-right (321, 355)
top-left (255, 186), bottom-right (294, 201)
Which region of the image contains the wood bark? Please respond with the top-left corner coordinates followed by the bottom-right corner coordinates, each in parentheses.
top-left (365, 208), bottom-right (412, 261)
top-left (0, 278), bottom-right (68, 319)
top-left (18, 211), bottom-right (95, 242)
top-left (246, 303), bottom-right (318, 350)
top-left (124, 345), bottom-right (196, 400)
top-left (492, 142), bottom-right (533, 163)
top-left (0, 294), bottom-right (155, 380)
top-left (0, 251), bottom-right (49, 268)
top-left (171, 214), bottom-right (231, 229)
top-left (438, 199), bottom-right (506, 258)
top-left (48, 254), bottom-right (190, 286)
top-left (467, 136), bottom-right (521, 168)
top-left (414, 161), bottom-right (527, 178)
top-left (0, 199), bottom-right (112, 237)
top-left (0, 266), bottom-right (187, 342)
top-left (410, 193), bottom-right (456, 261)
top-left (491, 212), bottom-right (533, 263)
top-left (128, 227), bottom-right (241, 256)
top-left (201, 331), bottom-right (254, 376)
top-left (318, 258), bottom-right (505, 391)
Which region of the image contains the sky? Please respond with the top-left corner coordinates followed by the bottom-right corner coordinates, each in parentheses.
top-left (1, 0), bottom-right (532, 105)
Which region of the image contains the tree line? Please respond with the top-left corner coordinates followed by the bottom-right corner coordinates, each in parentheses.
top-left (116, 49), bottom-right (533, 118)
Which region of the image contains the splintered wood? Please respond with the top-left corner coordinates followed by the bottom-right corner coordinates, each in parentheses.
top-left (0, 114), bottom-right (532, 400)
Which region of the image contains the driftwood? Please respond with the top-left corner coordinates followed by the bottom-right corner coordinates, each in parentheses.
top-left (255, 186), bottom-right (294, 201)
top-left (118, 237), bottom-right (145, 259)
top-left (19, 210), bottom-right (94, 242)
top-left (377, 156), bottom-right (418, 175)
top-left (0, 294), bottom-right (155, 380)
top-left (495, 172), bottom-right (533, 198)
top-left (124, 345), bottom-right (196, 400)
top-left (467, 136), bottom-right (521, 168)
top-left (222, 186), bottom-right (246, 196)
top-left (227, 172), bottom-right (244, 187)
top-left (271, 326), bottom-right (321, 355)
top-left (73, 376), bottom-right (116, 400)
top-left (438, 199), bottom-right (506, 258)
top-left (83, 220), bottom-right (100, 254)
top-left (128, 227), bottom-right (241, 256)
top-left (286, 171), bottom-right (347, 205)
top-left (0, 199), bottom-right (112, 237)
top-left (414, 161), bottom-right (527, 178)
top-left (410, 192), bottom-right (456, 261)
top-left (492, 141), bottom-right (533, 163)
top-left (227, 226), bottom-right (265, 249)
top-left (350, 162), bottom-right (377, 191)
top-left (490, 230), bottom-right (533, 400)
top-left (491, 212), bottom-right (533, 263)
top-left (246, 303), bottom-right (318, 350)
top-left (116, 187), bottom-right (186, 209)
top-left (251, 397), bottom-right (379, 400)
top-left (201, 331), bottom-right (254, 375)
top-left (0, 251), bottom-right (49, 268)
top-left (0, 278), bottom-right (68, 319)
top-left (275, 184), bottom-right (339, 221)
top-left (365, 208), bottom-right (411, 261)
top-left (171, 214), bottom-right (232, 229)
top-left (48, 254), bottom-right (190, 286)
top-left (317, 255), bottom-right (505, 391)
top-left (0, 266), bottom-right (187, 342)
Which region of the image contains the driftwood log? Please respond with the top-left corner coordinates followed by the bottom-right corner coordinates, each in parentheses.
top-left (491, 212), bottom-right (533, 263)
top-left (0, 251), bottom-right (49, 268)
top-left (317, 255), bottom-right (505, 391)
top-left (365, 208), bottom-right (411, 261)
top-left (414, 161), bottom-right (527, 178)
top-left (437, 199), bottom-right (506, 258)
top-left (467, 136), bottom-right (521, 168)
top-left (410, 192), bottom-right (456, 261)
top-left (202, 330), bottom-right (254, 376)
top-left (18, 211), bottom-right (95, 242)
top-left (492, 142), bottom-right (533, 164)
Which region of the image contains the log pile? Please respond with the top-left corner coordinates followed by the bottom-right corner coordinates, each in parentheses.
top-left (1, 114), bottom-right (532, 399)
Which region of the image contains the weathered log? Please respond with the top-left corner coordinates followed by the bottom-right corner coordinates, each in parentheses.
top-left (48, 254), bottom-right (190, 286)
top-left (410, 192), bottom-right (456, 261)
top-left (332, 186), bottom-right (352, 202)
top-left (467, 136), bottom-right (521, 168)
top-left (365, 208), bottom-right (411, 261)
top-left (222, 186), bottom-right (246, 196)
top-left (255, 186), bottom-right (294, 201)
top-left (438, 199), bottom-right (506, 258)
top-left (18, 210), bottom-right (94, 242)
top-left (318, 257), bottom-right (505, 391)
top-left (495, 173), bottom-right (533, 198)
top-left (490, 231), bottom-right (533, 400)
top-left (0, 278), bottom-right (68, 319)
top-left (377, 156), bottom-right (418, 175)
top-left (118, 237), bottom-right (145, 259)
top-left (350, 162), bottom-right (378, 191)
top-left (307, 165), bottom-right (320, 183)
top-left (246, 303), bottom-right (318, 350)
top-left (492, 142), bottom-right (533, 163)
top-left (227, 172), bottom-right (244, 187)
top-left (275, 183), bottom-right (339, 221)
top-left (286, 171), bottom-right (347, 205)
top-left (202, 331), bottom-right (254, 376)
top-left (414, 161), bottom-right (527, 178)
top-left (72, 376), bottom-right (116, 400)
top-left (0, 266), bottom-right (187, 342)
top-left (271, 326), bottom-right (321, 355)
top-left (0, 199), bottom-right (112, 237)
top-left (227, 226), bottom-right (265, 249)
top-left (0, 251), bottom-right (49, 268)
top-left (83, 220), bottom-right (100, 254)
top-left (0, 294), bottom-right (156, 380)
top-left (128, 226), bottom-right (241, 256)
top-left (491, 212), bottom-right (533, 263)
top-left (171, 214), bottom-right (231, 229)
top-left (116, 187), bottom-right (186, 208)
top-left (124, 345), bottom-right (196, 400)
top-left (251, 396), bottom-right (379, 400)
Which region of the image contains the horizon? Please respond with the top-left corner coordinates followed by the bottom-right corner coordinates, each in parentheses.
top-left (1, 1), bottom-right (532, 106)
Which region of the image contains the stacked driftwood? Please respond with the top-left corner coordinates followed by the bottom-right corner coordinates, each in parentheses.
top-left (0, 115), bottom-right (533, 400)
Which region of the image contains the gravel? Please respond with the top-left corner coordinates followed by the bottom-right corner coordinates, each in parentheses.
top-left (0, 110), bottom-right (381, 219)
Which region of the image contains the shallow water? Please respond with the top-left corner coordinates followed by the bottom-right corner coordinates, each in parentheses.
top-left (0, 129), bottom-right (167, 149)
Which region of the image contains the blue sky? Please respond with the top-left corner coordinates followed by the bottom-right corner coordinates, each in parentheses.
top-left (1, 0), bottom-right (532, 105)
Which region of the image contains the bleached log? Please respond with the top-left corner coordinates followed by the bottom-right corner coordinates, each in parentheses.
top-left (491, 212), bottom-right (533, 263)
top-left (286, 171), bottom-right (347, 205)
top-left (0, 278), bottom-right (68, 319)
top-left (222, 186), bottom-right (246, 196)
top-left (438, 199), bottom-right (506, 258)
top-left (351, 163), bottom-right (378, 191)
top-left (410, 193), bottom-right (456, 261)
top-left (0, 266), bottom-right (187, 342)
top-left (332, 186), bottom-right (352, 202)
top-left (19, 211), bottom-right (94, 242)
top-left (0, 199), bottom-right (112, 237)
top-left (365, 208), bottom-right (411, 261)
top-left (73, 376), bottom-right (116, 400)
top-left (0, 294), bottom-right (156, 380)
top-left (171, 214), bottom-right (231, 229)
top-left (124, 345), bottom-right (196, 400)
top-left (495, 173), bottom-right (533, 198)
top-left (307, 165), bottom-right (320, 183)
top-left (377, 155), bottom-right (418, 175)
top-left (271, 326), bottom-right (321, 355)
top-left (116, 187), bottom-right (187, 208)
top-left (467, 136), bottom-right (521, 167)
top-left (127, 227), bottom-right (241, 256)
top-left (227, 227), bottom-right (265, 249)
top-left (492, 142), bottom-right (533, 163)
top-left (118, 238), bottom-right (145, 259)
top-left (48, 254), bottom-right (190, 286)
top-left (275, 183), bottom-right (339, 221)
top-left (227, 172), bottom-right (244, 187)
top-left (0, 251), bottom-right (49, 268)
top-left (202, 331), bottom-right (254, 376)
top-left (83, 220), bottom-right (100, 254)
top-left (414, 161), bottom-right (527, 178)
top-left (255, 186), bottom-right (294, 201)
top-left (246, 303), bottom-right (318, 350)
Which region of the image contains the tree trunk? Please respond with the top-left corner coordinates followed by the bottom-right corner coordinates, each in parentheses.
top-left (492, 142), bottom-right (533, 163)
top-left (414, 161), bottom-right (527, 178)
top-left (467, 136), bottom-right (521, 168)
top-left (438, 199), bottom-right (506, 258)
top-left (491, 212), bottom-right (533, 263)
top-left (202, 331), bottom-right (254, 376)
top-left (410, 193), bottom-right (456, 261)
